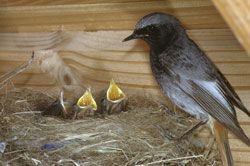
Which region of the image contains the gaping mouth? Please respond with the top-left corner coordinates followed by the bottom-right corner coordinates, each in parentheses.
top-left (77, 88), bottom-right (97, 110)
top-left (107, 79), bottom-right (126, 103)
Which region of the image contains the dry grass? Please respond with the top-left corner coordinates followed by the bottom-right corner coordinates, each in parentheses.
top-left (0, 88), bottom-right (222, 166)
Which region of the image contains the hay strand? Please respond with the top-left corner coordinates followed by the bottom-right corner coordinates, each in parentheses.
top-left (0, 88), bottom-right (222, 165)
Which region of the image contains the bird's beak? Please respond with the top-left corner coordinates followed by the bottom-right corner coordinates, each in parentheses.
top-left (122, 32), bottom-right (139, 42)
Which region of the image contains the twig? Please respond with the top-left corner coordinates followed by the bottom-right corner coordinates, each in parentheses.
top-left (6, 156), bottom-right (23, 164)
top-left (155, 124), bottom-right (175, 140)
top-left (31, 158), bottom-right (41, 166)
top-left (15, 100), bottom-right (28, 104)
top-left (0, 52), bottom-right (34, 90)
top-left (48, 142), bottom-right (78, 154)
top-left (12, 111), bottom-right (41, 115)
top-left (26, 106), bottom-right (35, 116)
top-left (129, 138), bottom-right (154, 149)
top-left (144, 155), bottom-right (204, 165)
top-left (57, 159), bottom-right (80, 166)
top-left (204, 137), bottom-right (215, 158)
top-left (98, 146), bottom-right (129, 161)
top-left (4, 149), bottom-right (25, 155)
top-left (74, 140), bottom-right (121, 153)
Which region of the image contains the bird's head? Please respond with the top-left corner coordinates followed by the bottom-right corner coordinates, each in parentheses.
top-left (123, 13), bottom-right (185, 52)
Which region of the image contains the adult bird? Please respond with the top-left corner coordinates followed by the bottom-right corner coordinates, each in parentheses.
top-left (123, 12), bottom-right (250, 166)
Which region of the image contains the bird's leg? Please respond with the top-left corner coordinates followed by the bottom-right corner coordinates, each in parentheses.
top-left (177, 121), bottom-right (206, 140)
top-left (157, 121), bottom-right (206, 141)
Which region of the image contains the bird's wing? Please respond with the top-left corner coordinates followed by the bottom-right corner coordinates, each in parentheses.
top-left (160, 50), bottom-right (250, 146)
top-left (216, 69), bottom-right (250, 117)
top-left (186, 79), bottom-right (250, 146)
top-left (162, 45), bottom-right (250, 117)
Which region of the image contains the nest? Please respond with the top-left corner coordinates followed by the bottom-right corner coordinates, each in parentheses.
top-left (0, 88), bottom-right (222, 166)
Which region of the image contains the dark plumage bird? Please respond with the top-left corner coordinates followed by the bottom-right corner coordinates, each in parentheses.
top-left (123, 12), bottom-right (250, 166)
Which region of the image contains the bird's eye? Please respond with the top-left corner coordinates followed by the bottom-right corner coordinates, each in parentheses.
top-left (147, 25), bottom-right (156, 33)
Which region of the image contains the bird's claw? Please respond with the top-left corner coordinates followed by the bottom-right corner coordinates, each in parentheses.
top-left (159, 104), bottom-right (174, 115)
top-left (156, 124), bottom-right (183, 142)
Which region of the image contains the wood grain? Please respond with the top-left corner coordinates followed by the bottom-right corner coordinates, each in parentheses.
top-left (0, 29), bottom-right (249, 102)
top-left (0, 29), bottom-right (249, 89)
top-left (0, 0), bottom-right (227, 32)
top-left (1, 0), bottom-right (149, 6)
top-left (212, 0), bottom-right (250, 57)
top-left (0, 29), bottom-right (243, 51)
top-left (0, 11), bottom-right (249, 166)
top-left (0, 0), bottom-right (249, 164)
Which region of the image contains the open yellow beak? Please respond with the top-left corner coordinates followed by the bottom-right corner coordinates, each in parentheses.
top-left (77, 88), bottom-right (97, 110)
top-left (107, 79), bottom-right (126, 103)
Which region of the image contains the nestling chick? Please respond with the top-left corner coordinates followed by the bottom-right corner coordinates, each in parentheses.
top-left (101, 79), bottom-right (127, 115)
top-left (74, 88), bottom-right (97, 119)
top-left (42, 90), bottom-right (73, 118)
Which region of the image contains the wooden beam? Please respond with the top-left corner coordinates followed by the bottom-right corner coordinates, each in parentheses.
top-left (212, 0), bottom-right (250, 57)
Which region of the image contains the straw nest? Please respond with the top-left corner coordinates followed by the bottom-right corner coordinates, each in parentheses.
top-left (0, 88), bottom-right (222, 166)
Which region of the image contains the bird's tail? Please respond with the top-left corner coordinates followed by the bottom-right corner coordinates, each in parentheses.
top-left (213, 121), bottom-right (234, 166)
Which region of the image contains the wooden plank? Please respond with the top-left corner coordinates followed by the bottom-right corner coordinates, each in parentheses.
top-left (1, 0), bottom-right (146, 6)
top-left (0, 29), bottom-right (243, 51)
top-left (212, 0), bottom-right (250, 57)
top-left (0, 50), bottom-right (249, 63)
top-left (206, 51), bottom-right (249, 62)
top-left (0, 29), bottom-right (249, 89)
top-left (0, 0), bottom-right (227, 32)
top-left (233, 151), bottom-right (250, 165)
top-left (1, 51), bottom-right (250, 87)
top-left (0, 0), bottom-right (215, 6)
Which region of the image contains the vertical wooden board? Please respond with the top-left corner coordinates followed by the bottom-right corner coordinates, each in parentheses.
top-left (212, 0), bottom-right (250, 56)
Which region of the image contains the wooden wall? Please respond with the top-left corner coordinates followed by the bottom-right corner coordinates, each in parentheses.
top-left (212, 0), bottom-right (250, 56)
top-left (0, 0), bottom-right (250, 165)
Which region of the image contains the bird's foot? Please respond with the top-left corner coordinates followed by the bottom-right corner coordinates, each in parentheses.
top-left (158, 104), bottom-right (174, 115)
top-left (157, 121), bottom-right (206, 142)
top-left (156, 124), bottom-right (184, 142)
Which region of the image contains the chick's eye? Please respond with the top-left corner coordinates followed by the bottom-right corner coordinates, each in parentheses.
top-left (147, 25), bottom-right (156, 33)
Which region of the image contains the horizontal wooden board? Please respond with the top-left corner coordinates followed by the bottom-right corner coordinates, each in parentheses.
top-left (233, 151), bottom-right (250, 165)
top-left (0, 29), bottom-right (249, 89)
top-left (0, 0), bottom-right (227, 32)
top-left (0, 50), bottom-right (249, 108)
top-left (0, 0), bottom-right (149, 6)
top-left (0, 29), bottom-right (244, 51)
top-left (0, 0), bottom-right (218, 6)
